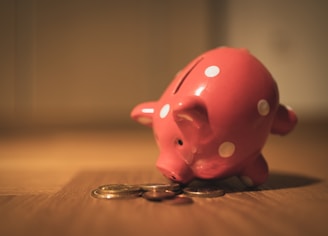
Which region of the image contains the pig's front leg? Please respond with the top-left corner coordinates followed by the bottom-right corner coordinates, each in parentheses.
top-left (239, 154), bottom-right (269, 187)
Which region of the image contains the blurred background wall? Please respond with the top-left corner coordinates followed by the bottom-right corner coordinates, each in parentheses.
top-left (0, 0), bottom-right (327, 130)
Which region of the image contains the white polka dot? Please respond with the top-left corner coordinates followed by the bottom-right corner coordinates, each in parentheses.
top-left (141, 108), bottom-right (154, 114)
top-left (257, 99), bottom-right (270, 116)
top-left (218, 141), bottom-right (235, 158)
top-left (240, 176), bottom-right (254, 186)
top-left (160, 104), bottom-right (170, 119)
top-left (204, 65), bottom-right (220, 77)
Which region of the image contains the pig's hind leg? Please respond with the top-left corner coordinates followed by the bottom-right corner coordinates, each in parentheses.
top-left (239, 154), bottom-right (269, 187)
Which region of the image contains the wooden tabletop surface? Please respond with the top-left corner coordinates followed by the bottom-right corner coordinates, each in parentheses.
top-left (0, 121), bottom-right (327, 236)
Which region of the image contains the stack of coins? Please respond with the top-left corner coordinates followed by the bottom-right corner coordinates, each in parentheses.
top-left (139, 183), bottom-right (184, 203)
top-left (91, 182), bottom-right (225, 204)
top-left (91, 184), bottom-right (142, 199)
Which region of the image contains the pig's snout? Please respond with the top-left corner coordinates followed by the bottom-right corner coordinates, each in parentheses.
top-left (156, 156), bottom-right (194, 184)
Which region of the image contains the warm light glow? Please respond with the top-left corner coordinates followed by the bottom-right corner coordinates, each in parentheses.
top-left (194, 85), bottom-right (206, 96)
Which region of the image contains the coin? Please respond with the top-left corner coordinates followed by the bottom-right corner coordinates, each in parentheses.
top-left (91, 188), bottom-right (141, 200)
top-left (91, 184), bottom-right (142, 200)
top-left (164, 195), bottom-right (194, 205)
top-left (97, 184), bottom-right (142, 194)
top-left (142, 190), bottom-right (176, 201)
top-left (183, 186), bottom-right (225, 198)
top-left (138, 183), bottom-right (181, 192)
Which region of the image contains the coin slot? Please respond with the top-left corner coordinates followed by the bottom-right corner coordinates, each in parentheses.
top-left (173, 57), bottom-right (203, 94)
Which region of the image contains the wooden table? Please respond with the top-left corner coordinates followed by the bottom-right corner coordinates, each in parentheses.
top-left (0, 121), bottom-right (327, 236)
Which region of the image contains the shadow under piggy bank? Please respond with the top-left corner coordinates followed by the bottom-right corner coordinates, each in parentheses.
top-left (259, 171), bottom-right (322, 190)
top-left (190, 171), bottom-right (322, 193)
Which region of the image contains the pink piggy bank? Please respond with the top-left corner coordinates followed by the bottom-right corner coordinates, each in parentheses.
top-left (131, 47), bottom-right (297, 186)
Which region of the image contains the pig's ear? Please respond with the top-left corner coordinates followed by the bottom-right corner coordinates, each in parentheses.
top-left (130, 102), bottom-right (156, 127)
top-left (173, 97), bottom-right (211, 140)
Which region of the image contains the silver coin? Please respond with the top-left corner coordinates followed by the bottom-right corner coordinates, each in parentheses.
top-left (142, 190), bottom-right (176, 201)
top-left (183, 186), bottom-right (225, 198)
top-left (138, 183), bottom-right (181, 192)
top-left (164, 195), bottom-right (194, 205)
top-left (97, 184), bottom-right (142, 194)
top-left (91, 188), bottom-right (141, 200)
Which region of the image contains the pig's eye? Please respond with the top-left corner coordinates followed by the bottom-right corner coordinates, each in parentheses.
top-left (176, 139), bottom-right (184, 146)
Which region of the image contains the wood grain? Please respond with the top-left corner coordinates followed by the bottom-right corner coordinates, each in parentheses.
top-left (0, 122), bottom-right (327, 236)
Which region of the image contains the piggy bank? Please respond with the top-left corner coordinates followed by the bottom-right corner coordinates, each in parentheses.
top-left (131, 47), bottom-right (297, 186)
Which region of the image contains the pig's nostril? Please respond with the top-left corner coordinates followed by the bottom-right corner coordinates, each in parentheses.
top-left (177, 139), bottom-right (183, 146)
top-left (157, 162), bottom-right (193, 183)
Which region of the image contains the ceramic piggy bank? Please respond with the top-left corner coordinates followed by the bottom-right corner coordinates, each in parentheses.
top-left (131, 47), bottom-right (297, 186)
